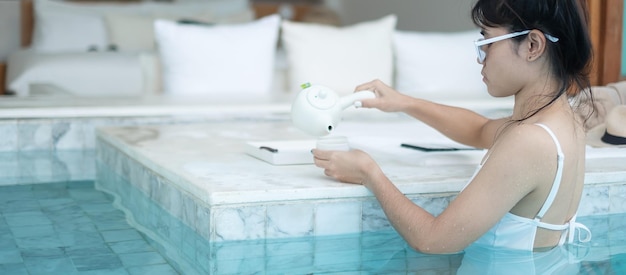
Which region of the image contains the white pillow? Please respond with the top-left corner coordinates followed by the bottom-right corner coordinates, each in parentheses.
top-left (154, 15), bottom-right (281, 97)
top-left (31, 0), bottom-right (252, 53)
top-left (394, 30), bottom-right (489, 101)
top-left (281, 15), bottom-right (397, 96)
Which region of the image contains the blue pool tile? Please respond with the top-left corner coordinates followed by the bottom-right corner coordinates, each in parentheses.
top-left (611, 253), bottom-right (626, 274)
top-left (0, 179), bottom-right (178, 274)
top-left (32, 184), bottom-right (70, 200)
top-left (23, 255), bottom-right (76, 274)
top-left (49, 213), bottom-right (92, 225)
top-left (4, 211), bottom-right (51, 227)
top-left (0, 184), bottom-right (32, 193)
top-left (1, 199), bottom-right (41, 213)
top-left (0, 151), bottom-right (18, 172)
top-left (15, 234), bottom-right (64, 249)
top-left (214, 258), bottom-right (265, 275)
top-left (10, 224), bottom-right (55, 238)
top-left (42, 201), bottom-right (82, 214)
top-left (266, 252), bottom-right (316, 272)
top-left (32, 181), bottom-right (67, 190)
top-left (102, 229), bottom-right (144, 243)
top-left (180, 229), bottom-right (197, 262)
top-left (94, 220), bottom-right (133, 231)
top-left (213, 240), bottom-right (265, 261)
top-left (88, 209), bottom-right (126, 223)
top-left (54, 221), bottom-right (99, 233)
top-left (127, 264), bottom-right (179, 275)
top-left (194, 240), bottom-right (212, 273)
top-left (72, 254), bottom-right (123, 272)
top-left (21, 247), bottom-right (65, 258)
top-left (0, 249), bottom-right (22, 264)
top-left (75, 267), bottom-right (130, 275)
top-left (0, 177), bottom-right (20, 186)
top-left (59, 231), bottom-right (105, 247)
top-left (66, 180), bottom-right (95, 189)
top-left (108, 240), bottom-right (155, 254)
top-left (0, 263), bottom-right (28, 275)
top-left (119, 251), bottom-right (167, 267)
top-left (65, 244), bottom-right (113, 257)
top-left (81, 203), bottom-right (119, 215)
top-left (70, 189), bottom-right (112, 203)
top-left (0, 231), bottom-right (17, 249)
top-left (38, 197), bottom-right (75, 209)
top-left (33, 188), bottom-right (71, 201)
top-left (0, 192), bottom-right (35, 206)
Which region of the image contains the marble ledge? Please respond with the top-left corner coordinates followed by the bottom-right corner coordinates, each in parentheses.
top-left (96, 119), bottom-right (626, 208)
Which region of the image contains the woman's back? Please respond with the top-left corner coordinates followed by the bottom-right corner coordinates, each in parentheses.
top-left (509, 100), bottom-right (587, 248)
top-left (475, 99), bottom-right (589, 249)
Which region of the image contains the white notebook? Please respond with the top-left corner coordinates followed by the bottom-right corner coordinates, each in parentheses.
top-left (245, 140), bottom-right (316, 165)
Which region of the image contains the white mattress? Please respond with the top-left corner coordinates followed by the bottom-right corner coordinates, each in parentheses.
top-left (6, 49), bottom-right (154, 97)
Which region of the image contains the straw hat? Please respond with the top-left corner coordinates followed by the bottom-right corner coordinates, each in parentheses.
top-left (586, 105), bottom-right (626, 147)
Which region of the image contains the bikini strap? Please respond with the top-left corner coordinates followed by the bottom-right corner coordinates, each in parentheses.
top-left (533, 123), bottom-right (565, 220)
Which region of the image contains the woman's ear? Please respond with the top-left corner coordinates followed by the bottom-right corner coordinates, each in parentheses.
top-left (527, 30), bottom-right (546, 61)
top-left (526, 30), bottom-right (547, 61)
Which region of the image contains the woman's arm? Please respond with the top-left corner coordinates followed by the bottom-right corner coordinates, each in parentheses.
top-left (355, 79), bottom-right (508, 149)
top-left (401, 98), bottom-right (508, 149)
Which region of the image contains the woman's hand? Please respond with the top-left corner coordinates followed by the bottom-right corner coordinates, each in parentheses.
top-left (355, 79), bottom-right (412, 113)
top-left (312, 149), bottom-right (380, 186)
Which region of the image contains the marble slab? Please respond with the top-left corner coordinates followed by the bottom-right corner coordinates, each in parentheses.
top-left (0, 94), bottom-right (513, 153)
top-left (96, 117), bottom-right (626, 241)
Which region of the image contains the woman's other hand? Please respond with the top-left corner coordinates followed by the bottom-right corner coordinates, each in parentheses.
top-left (355, 79), bottom-right (412, 113)
top-left (312, 148), bottom-right (380, 186)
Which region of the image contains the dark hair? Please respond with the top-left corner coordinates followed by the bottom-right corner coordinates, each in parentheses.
top-left (471, 0), bottom-right (593, 121)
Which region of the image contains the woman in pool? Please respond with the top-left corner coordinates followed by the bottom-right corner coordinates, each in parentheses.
top-left (312, 0), bottom-right (593, 253)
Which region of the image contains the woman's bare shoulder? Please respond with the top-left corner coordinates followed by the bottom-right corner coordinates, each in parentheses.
top-left (474, 123), bottom-right (559, 195)
top-left (487, 123), bottom-right (560, 170)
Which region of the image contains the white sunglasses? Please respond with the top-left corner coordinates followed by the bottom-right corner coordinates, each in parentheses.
top-left (474, 30), bottom-right (559, 63)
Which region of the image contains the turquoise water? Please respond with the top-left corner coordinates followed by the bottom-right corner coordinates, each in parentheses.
top-left (0, 181), bottom-right (178, 274)
top-left (1, 151), bottom-right (625, 274)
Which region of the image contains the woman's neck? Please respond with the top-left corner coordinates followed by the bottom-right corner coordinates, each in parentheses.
top-left (511, 77), bottom-right (564, 121)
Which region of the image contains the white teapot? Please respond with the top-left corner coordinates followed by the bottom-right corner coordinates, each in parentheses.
top-left (291, 83), bottom-right (375, 136)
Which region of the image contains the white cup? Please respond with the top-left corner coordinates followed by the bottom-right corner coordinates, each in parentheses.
top-left (316, 135), bottom-right (350, 151)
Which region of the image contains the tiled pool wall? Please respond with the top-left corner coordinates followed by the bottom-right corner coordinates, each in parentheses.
top-left (95, 151), bottom-right (465, 274)
top-left (96, 138), bottom-right (456, 243)
top-left (0, 150), bottom-right (95, 186)
top-left (0, 116), bottom-right (188, 185)
top-left (95, 136), bottom-right (626, 244)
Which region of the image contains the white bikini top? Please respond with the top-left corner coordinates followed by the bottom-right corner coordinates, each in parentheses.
top-left (469, 123), bottom-right (591, 251)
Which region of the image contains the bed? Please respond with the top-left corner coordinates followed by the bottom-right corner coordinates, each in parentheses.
top-left (6, 0), bottom-right (266, 97)
top-left (3, 0), bottom-right (622, 102)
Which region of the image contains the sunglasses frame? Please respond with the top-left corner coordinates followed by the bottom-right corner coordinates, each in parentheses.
top-left (474, 30), bottom-right (559, 63)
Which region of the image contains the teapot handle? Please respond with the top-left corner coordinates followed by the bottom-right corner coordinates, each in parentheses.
top-left (339, 90), bottom-right (376, 109)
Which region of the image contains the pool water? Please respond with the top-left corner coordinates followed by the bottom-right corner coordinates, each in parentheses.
top-left (1, 149), bottom-right (625, 274)
top-left (0, 181), bottom-right (179, 274)
top-left (1, 181), bottom-right (625, 274)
